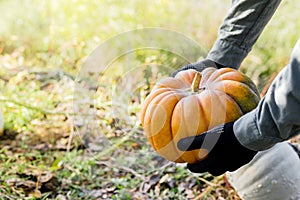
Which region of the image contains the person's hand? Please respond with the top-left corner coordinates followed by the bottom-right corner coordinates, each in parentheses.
top-left (177, 122), bottom-right (257, 176)
top-left (171, 59), bottom-right (225, 77)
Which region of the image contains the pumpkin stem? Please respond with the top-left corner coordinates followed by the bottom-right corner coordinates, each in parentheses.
top-left (191, 72), bottom-right (202, 92)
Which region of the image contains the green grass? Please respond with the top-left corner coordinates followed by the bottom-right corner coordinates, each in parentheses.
top-left (0, 0), bottom-right (300, 199)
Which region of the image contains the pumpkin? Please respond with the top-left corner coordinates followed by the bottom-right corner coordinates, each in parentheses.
top-left (226, 142), bottom-right (300, 200)
top-left (141, 67), bottom-right (260, 163)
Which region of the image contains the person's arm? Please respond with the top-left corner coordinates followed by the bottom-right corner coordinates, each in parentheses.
top-left (234, 39), bottom-right (300, 151)
top-left (173, 0), bottom-right (282, 76)
top-left (207, 0), bottom-right (282, 69)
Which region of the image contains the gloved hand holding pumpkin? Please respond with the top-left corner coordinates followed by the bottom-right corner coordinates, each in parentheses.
top-left (173, 61), bottom-right (259, 176)
top-left (141, 67), bottom-right (261, 172)
top-left (177, 122), bottom-right (257, 176)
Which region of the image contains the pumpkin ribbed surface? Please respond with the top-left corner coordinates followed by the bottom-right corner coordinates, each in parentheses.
top-left (141, 68), bottom-right (260, 163)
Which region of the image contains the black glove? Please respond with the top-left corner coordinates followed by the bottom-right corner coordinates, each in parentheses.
top-left (177, 122), bottom-right (257, 176)
top-left (171, 59), bottom-right (225, 77)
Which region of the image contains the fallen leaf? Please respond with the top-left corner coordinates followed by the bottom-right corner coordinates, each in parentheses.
top-left (140, 173), bottom-right (161, 192)
top-left (56, 194), bottom-right (67, 200)
top-left (7, 178), bottom-right (36, 191)
top-left (28, 189), bottom-right (42, 198)
top-left (41, 174), bottom-right (60, 192)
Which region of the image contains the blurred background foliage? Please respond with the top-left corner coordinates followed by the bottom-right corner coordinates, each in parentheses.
top-left (0, 0), bottom-right (299, 86)
top-left (0, 0), bottom-right (299, 199)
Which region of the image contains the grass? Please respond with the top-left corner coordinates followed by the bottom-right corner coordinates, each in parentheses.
top-left (0, 0), bottom-right (300, 199)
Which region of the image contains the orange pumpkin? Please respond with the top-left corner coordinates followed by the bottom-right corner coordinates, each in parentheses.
top-left (141, 67), bottom-right (260, 164)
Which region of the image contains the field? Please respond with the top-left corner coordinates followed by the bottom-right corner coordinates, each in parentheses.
top-left (0, 0), bottom-right (300, 199)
